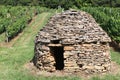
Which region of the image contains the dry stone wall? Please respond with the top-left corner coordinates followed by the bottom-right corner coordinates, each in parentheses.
top-left (33, 10), bottom-right (111, 74)
top-left (64, 43), bottom-right (111, 73)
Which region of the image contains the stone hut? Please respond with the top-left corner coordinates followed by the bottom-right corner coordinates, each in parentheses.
top-left (32, 10), bottom-right (111, 74)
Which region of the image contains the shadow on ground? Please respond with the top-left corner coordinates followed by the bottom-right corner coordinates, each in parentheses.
top-left (110, 41), bottom-right (120, 52)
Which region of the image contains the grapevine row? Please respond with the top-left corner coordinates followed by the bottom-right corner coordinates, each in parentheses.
top-left (81, 7), bottom-right (120, 42)
top-left (0, 6), bottom-right (54, 42)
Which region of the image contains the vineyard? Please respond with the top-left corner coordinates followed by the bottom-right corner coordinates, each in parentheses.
top-left (81, 7), bottom-right (120, 43)
top-left (0, 6), bottom-right (55, 42)
top-left (0, 6), bottom-right (120, 44)
top-left (0, 5), bottom-right (120, 80)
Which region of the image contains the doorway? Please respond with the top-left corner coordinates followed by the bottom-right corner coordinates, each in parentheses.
top-left (50, 46), bottom-right (64, 70)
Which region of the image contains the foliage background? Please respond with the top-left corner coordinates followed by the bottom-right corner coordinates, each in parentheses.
top-left (0, 0), bottom-right (120, 9)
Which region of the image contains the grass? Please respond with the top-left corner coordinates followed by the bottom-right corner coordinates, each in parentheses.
top-left (111, 50), bottom-right (120, 65)
top-left (0, 12), bottom-right (120, 80)
top-left (0, 33), bottom-right (5, 42)
top-left (0, 12), bottom-right (52, 80)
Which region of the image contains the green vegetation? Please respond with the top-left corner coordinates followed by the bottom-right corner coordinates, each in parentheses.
top-left (111, 50), bottom-right (120, 65)
top-left (0, 11), bottom-right (120, 80)
top-left (0, 12), bottom-right (82, 80)
top-left (1, 6), bottom-right (119, 43)
top-left (0, 0), bottom-right (120, 80)
top-left (0, 0), bottom-right (120, 9)
top-left (81, 7), bottom-right (120, 43)
top-left (0, 13), bottom-right (120, 80)
top-left (0, 5), bottom-right (55, 42)
top-left (0, 33), bottom-right (5, 42)
top-left (0, 12), bottom-right (51, 80)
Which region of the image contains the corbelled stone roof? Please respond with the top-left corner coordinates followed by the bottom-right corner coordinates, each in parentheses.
top-left (35, 10), bottom-right (111, 45)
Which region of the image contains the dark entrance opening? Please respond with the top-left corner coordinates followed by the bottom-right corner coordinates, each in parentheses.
top-left (50, 46), bottom-right (64, 70)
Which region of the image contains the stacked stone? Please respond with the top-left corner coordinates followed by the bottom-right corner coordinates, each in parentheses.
top-left (35, 10), bottom-right (111, 45)
top-left (37, 53), bottom-right (55, 72)
top-left (33, 10), bottom-right (111, 74)
top-left (63, 44), bottom-right (111, 73)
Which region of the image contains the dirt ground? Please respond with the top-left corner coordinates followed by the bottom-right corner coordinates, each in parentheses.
top-left (24, 61), bottom-right (120, 79)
